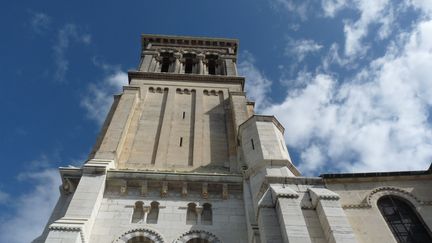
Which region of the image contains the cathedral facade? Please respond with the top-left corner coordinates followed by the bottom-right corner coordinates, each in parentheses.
top-left (37, 35), bottom-right (432, 243)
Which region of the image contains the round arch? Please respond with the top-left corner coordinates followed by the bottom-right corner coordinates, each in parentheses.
top-left (114, 228), bottom-right (165, 243)
top-left (174, 230), bottom-right (221, 243)
top-left (366, 186), bottom-right (423, 208)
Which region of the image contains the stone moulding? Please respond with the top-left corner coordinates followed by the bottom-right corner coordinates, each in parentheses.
top-left (174, 229), bottom-right (221, 243)
top-left (114, 227), bottom-right (165, 243)
top-left (342, 186), bottom-right (432, 209)
top-left (141, 34), bottom-right (238, 52)
top-left (128, 71), bottom-right (245, 89)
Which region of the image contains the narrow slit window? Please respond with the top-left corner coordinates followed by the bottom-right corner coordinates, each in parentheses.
top-left (182, 112), bottom-right (186, 119)
top-left (180, 137), bottom-right (183, 147)
top-left (251, 139), bottom-right (255, 150)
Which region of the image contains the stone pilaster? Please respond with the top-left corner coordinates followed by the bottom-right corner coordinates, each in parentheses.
top-left (271, 185), bottom-right (312, 243)
top-left (173, 52), bottom-right (182, 73)
top-left (155, 88), bottom-right (175, 165)
top-left (225, 58), bottom-right (237, 76)
top-left (140, 51), bottom-right (158, 71)
top-left (257, 189), bottom-right (283, 243)
top-left (197, 53), bottom-right (205, 74)
top-left (192, 89), bottom-right (204, 166)
top-left (229, 92), bottom-right (249, 137)
top-left (93, 86), bottom-right (140, 164)
top-left (45, 160), bottom-right (114, 243)
top-left (308, 188), bottom-right (357, 243)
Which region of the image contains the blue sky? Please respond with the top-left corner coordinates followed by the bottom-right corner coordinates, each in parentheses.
top-left (1, 1), bottom-right (432, 242)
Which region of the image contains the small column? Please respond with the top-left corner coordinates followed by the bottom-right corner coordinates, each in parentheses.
top-left (271, 185), bottom-right (312, 243)
top-left (153, 56), bottom-right (162, 72)
top-left (308, 188), bottom-right (357, 243)
top-left (197, 53), bottom-right (205, 74)
top-left (148, 53), bottom-right (159, 72)
top-left (143, 206), bottom-right (150, 223)
top-left (196, 206), bottom-right (203, 224)
top-left (202, 59), bottom-right (209, 75)
top-left (173, 52), bottom-right (182, 73)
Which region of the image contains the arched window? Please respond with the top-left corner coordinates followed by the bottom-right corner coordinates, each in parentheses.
top-left (201, 203), bottom-right (212, 225)
top-left (378, 195), bottom-right (432, 242)
top-left (147, 201), bottom-right (159, 224)
top-left (186, 203), bottom-right (198, 225)
top-left (132, 201), bottom-right (144, 223)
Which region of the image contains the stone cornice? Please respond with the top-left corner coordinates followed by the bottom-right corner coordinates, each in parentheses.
top-left (107, 169), bottom-right (243, 184)
top-left (48, 218), bottom-right (87, 243)
top-left (238, 115), bottom-right (285, 135)
top-left (128, 71), bottom-right (245, 89)
top-left (141, 34), bottom-right (238, 55)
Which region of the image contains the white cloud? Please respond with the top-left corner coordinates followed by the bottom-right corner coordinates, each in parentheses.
top-left (28, 11), bottom-right (50, 34)
top-left (53, 24), bottom-right (91, 82)
top-left (271, 0), bottom-right (312, 20)
top-left (285, 38), bottom-right (323, 62)
top-left (0, 167), bottom-right (60, 243)
top-left (262, 19), bottom-right (432, 174)
top-left (300, 144), bottom-right (326, 175)
top-left (238, 52), bottom-right (272, 111)
top-left (320, 0), bottom-right (432, 60)
top-left (321, 0), bottom-right (348, 17)
top-left (81, 63), bottom-right (127, 125)
top-left (343, 0), bottom-right (391, 57)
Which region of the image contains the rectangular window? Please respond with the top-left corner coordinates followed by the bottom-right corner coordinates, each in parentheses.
top-left (180, 137), bottom-right (183, 147)
top-left (182, 112), bottom-right (186, 119)
top-left (251, 139), bottom-right (255, 150)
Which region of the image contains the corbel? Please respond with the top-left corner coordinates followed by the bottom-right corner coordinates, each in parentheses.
top-left (140, 180), bottom-right (148, 196)
top-left (202, 183), bottom-right (208, 199)
top-left (222, 183), bottom-right (228, 200)
top-left (161, 181), bottom-right (168, 197)
top-left (182, 182), bottom-right (188, 197)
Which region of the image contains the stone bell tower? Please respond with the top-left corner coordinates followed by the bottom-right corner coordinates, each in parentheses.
top-left (37, 34), bottom-right (357, 243)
